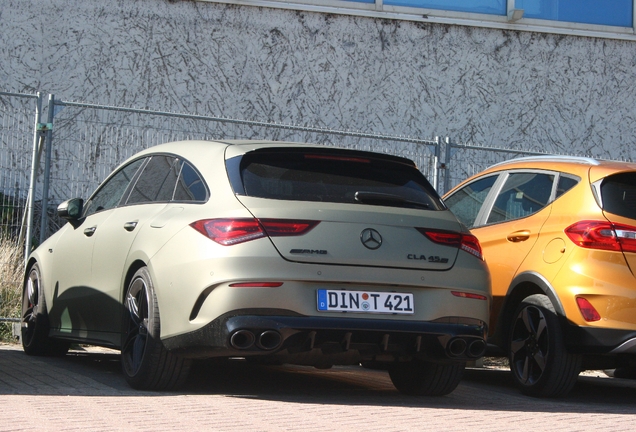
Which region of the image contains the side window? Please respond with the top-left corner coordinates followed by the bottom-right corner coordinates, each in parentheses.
top-left (173, 161), bottom-right (208, 202)
top-left (600, 172), bottom-right (636, 219)
top-left (83, 158), bottom-right (145, 217)
top-left (126, 155), bottom-right (180, 205)
top-left (556, 175), bottom-right (579, 198)
top-left (444, 175), bottom-right (497, 228)
top-left (486, 172), bottom-right (554, 224)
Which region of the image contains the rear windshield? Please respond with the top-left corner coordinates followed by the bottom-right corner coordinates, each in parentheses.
top-left (601, 172), bottom-right (636, 219)
top-left (230, 148), bottom-right (444, 210)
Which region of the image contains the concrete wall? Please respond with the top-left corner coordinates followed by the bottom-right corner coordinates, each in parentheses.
top-left (2, 0), bottom-right (635, 160)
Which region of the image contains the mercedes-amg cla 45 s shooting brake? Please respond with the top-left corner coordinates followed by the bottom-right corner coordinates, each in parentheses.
top-left (22, 140), bottom-right (490, 395)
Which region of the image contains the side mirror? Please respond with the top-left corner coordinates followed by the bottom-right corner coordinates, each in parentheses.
top-left (57, 198), bottom-right (84, 228)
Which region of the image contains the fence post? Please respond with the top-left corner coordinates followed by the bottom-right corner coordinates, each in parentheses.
top-left (24, 93), bottom-right (44, 265)
top-left (432, 136), bottom-right (440, 191)
top-left (444, 137), bottom-right (453, 194)
top-left (39, 94), bottom-right (55, 244)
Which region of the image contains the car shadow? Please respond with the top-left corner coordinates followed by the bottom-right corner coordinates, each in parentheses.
top-left (2, 345), bottom-right (635, 413)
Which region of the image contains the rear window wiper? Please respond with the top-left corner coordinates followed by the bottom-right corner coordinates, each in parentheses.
top-left (354, 191), bottom-right (430, 209)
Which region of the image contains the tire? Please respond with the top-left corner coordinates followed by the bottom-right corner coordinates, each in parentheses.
top-left (389, 360), bottom-right (465, 396)
top-left (21, 263), bottom-right (70, 356)
top-left (508, 294), bottom-right (581, 398)
top-left (121, 267), bottom-right (191, 390)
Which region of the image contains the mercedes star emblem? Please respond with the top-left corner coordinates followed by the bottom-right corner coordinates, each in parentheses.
top-left (360, 228), bottom-right (382, 250)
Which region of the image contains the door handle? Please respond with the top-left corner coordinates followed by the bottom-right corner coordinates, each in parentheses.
top-left (83, 226), bottom-right (97, 237)
top-left (124, 221), bottom-right (138, 232)
top-left (507, 230), bottom-right (530, 242)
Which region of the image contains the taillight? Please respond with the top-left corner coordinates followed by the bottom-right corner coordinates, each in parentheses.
top-left (417, 229), bottom-right (484, 260)
top-left (565, 221), bottom-right (636, 253)
top-left (576, 297), bottom-right (601, 322)
top-left (190, 218), bottom-right (319, 246)
top-left (260, 219), bottom-right (319, 236)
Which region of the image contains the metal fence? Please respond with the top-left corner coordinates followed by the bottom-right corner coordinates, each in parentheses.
top-left (0, 92), bottom-right (40, 245)
top-left (3, 90), bottom-right (625, 325)
top-left (1, 92), bottom-right (446, 260)
top-left (1, 91), bottom-right (608, 266)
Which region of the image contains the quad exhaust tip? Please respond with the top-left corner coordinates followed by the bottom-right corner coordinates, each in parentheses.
top-left (230, 329), bottom-right (282, 351)
top-left (230, 330), bottom-right (255, 350)
top-left (447, 337), bottom-right (486, 359)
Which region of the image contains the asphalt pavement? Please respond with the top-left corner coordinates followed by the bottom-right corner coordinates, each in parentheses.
top-left (1, 343), bottom-right (635, 431)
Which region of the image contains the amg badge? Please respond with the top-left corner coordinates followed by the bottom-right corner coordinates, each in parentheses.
top-left (290, 249), bottom-right (328, 255)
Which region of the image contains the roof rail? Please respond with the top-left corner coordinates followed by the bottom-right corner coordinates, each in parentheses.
top-left (489, 155), bottom-right (601, 169)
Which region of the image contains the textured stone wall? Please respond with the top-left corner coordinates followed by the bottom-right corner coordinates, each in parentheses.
top-left (2, 0), bottom-right (635, 160)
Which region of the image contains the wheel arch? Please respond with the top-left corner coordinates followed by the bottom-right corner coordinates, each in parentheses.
top-left (23, 256), bottom-right (48, 312)
top-left (122, 259), bottom-right (148, 299)
top-left (492, 271), bottom-right (564, 350)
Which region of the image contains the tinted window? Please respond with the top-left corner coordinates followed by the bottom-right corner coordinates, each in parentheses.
top-left (444, 175), bottom-right (497, 228)
top-left (601, 172), bottom-right (636, 220)
top-left (237, 149), bottom-right (444, 210)
top-left (173, 162), bottom-right (208, 202)
top-left (126, 155), bottom-right (180, 204)
top-left (487, 172), bottom-right (554, 224)
top-left (556, 175), bottom-right (579, 198)
top-left (83, 158), bottom-right (145, 217)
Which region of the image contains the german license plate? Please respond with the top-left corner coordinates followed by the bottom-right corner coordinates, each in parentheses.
top-left (317, 289), bottom-right (414, 314)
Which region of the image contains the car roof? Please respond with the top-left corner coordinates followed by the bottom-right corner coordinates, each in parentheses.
top-left (129, 139), bottom-right (419, 167)
top-left (474, 155), bottom-right (636, 179)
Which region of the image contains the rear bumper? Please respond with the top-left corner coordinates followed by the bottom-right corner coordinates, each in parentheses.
top-left (162, 309), bottom-right (488, 364)
top-left (565, 323), bottom-right (636, 354)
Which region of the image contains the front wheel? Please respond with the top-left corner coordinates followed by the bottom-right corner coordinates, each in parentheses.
top-left (389, 360), bottom-right (464, 396)
top-left (508, 294), bottom-right (581, 397)
top-left (121, 267), bottom-right (191, 390)
top-left (21, 263), bottom-right (69, 356)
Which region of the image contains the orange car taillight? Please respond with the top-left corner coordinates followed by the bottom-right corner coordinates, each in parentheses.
top-left (416, 229), bottom-right (484, 260)
top-left (565, 221), bottom-right (636, 253)
top-left (190, 218), bottom-right (319, 246)
top-left (576, 297), bottom-right (601, 322)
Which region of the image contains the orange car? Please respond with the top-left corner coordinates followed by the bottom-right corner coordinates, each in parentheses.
top-left (443, 156), bottom-right (636, 397)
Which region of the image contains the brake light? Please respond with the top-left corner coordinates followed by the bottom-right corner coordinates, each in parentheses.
top-left (417, 229), bottom-right (484, 260)
top-left (260, 219), bottom-right (320, 236)
top-left (304, 154), bottom-right (370, 163)
top-left (190, 218), bottom-right (319, 246)
top-left (576, 297), bottom-right (601, 322)
top-left (565, 221), bottom-right (636, 253)
top-left (460, 234), bottom-right (484, 260)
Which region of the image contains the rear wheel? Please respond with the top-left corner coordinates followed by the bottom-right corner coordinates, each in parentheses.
top-left (508, 294), bottom-right (581, 397)
top-left (121, 267), bottom-right (191, 390)
top-left (389, 360), bottom-right (464, 396)
top-left (21, 263), bottom-right (69, 356)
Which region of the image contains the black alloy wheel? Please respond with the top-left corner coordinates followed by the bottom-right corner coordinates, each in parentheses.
top-left (121, 267), bottom-right (191, 390)
top-left (21, 263), bottom-right (69, 356)
top-left (508, 294), bottom-right (581, 397)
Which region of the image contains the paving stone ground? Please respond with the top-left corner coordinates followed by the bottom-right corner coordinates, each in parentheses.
top-left (1, 343), bottom-right (635, 431)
